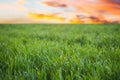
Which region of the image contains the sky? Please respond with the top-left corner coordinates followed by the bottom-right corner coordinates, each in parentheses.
top-left (0, 0), bottom-right (120, 23)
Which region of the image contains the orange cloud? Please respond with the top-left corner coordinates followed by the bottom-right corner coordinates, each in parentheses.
top-left (42, 0), bottom-right (120, 23)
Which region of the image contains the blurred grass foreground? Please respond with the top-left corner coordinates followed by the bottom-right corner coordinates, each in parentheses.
top-left (0, 24), bottom-right (120, 80)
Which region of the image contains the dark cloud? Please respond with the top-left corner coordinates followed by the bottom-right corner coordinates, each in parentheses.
top-left (109, 0), bottom-right (120, 4)
top-left (43, 1), bottom-right (67, 7)
top-left (76, 15), bottom-right (111, 23)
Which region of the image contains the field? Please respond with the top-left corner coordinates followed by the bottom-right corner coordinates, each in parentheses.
top-left (0, 24), bottom-right (120, 80)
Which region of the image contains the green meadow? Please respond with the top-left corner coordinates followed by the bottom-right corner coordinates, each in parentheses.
top-left (0, 24), bottom-right (120, 80)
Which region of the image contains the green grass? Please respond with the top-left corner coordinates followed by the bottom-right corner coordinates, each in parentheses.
top-left (0, 24), bottom-right (120, 80)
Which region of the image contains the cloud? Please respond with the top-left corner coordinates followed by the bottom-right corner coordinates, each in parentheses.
top-left (41, 0), bottom-right (120, 23)
top-left (108, 0), bottom-right (120, 4)
top-left (27, 13), bottom-right (66, 23)
top-left (0, 3), bottom-right (26, 11)
top-left (43, 1), bottom-right (67, 7)
top-left (0, 3), bottom-right (28, 20)
top-left (0, 0), bottom-right (120, 23)
top-left (16, 0), bottom-right (26, 5)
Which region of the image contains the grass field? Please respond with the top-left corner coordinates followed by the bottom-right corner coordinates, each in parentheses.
top-left (0, 24), bottom-right (120, 80)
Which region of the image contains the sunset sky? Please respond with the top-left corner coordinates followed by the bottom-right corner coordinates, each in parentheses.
top-left (0, 0), bottom-right (120, 23)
